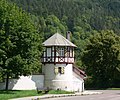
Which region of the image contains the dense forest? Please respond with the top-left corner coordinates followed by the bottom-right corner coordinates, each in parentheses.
top-left (8, 0), bottom-right (120, 33)
top-left (8, 0), bottom-right (120, 64)
top-left (4, 0), bottom-right (120, 88)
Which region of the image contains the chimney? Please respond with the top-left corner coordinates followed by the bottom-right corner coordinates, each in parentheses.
top-left (66, 31), bottom-right (71, 41)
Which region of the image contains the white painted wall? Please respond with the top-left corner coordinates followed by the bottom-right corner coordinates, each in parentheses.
top-left (42, 64), bottom-right (84, 92)
top-left (43, 64), bottom-right (72, 89)
top-left (0, 75), bottom-right (44, 90)
top-left (0, 82), bottom-right (5, 90)
top-left (73, 73), bottom-right (84, 92)
top-left (0, 68), bottom-right (84, 92)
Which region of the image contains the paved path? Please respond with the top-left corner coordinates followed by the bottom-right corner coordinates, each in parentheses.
top-left (10, 90), bottom-right (120, 100)
top-left (10, 90), bottom-right (102, 100)
top-left (43, 90), bottom-right (120, 100)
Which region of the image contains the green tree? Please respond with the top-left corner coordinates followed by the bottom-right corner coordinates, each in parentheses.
top-left (72, 26), bottom-right (92, 68)
top-left (0, 0), bottom-right (42, 90)
top-left (81, 30), bottom-right (120, 88)
top-left (44, 15), bottom-right (67, 40)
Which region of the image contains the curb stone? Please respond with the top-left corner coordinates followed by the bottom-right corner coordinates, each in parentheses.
top-left (10, 91), bottom-right (103, 100)
top-left (34, 94), bottom-right (78, 100)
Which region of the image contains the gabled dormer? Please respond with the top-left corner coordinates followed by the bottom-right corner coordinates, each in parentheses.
top-left (41, 33), bottom-right (76, 64)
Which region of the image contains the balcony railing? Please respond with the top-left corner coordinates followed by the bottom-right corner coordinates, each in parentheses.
top-left (41, 56), bottom-right (74, 64)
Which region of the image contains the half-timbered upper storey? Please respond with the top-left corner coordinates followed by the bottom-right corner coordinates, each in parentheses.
top-left (42, 33), bottom-right (77, 64)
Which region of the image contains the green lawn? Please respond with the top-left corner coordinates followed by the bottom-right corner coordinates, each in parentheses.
top-left (0, 90), bottom-right (41, 100)
top-left (107, 88), bottom-right (120, 90)
top-left (0, 90), bottom-right (73, 100)
top-left (48, 90), bottom-right (74, 94)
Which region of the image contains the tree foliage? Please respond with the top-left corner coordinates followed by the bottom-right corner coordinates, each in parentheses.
top-left (8, 0), bottom-right (120, 66)
top-left (0, 0), bottom-right (42, 90)
top-left (8, 0), bottom-right (120, 34)
top-left (81, 30), bottom-right (120, 88)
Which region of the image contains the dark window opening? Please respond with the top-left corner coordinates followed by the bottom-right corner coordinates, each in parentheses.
top-left (58, 67), bottom-right (64, 74)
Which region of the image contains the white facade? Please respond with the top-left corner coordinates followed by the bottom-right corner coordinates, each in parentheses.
top-left (42, 64), bottom-right (84, 92)
top-left (0, 75), bottom-right (44, 90)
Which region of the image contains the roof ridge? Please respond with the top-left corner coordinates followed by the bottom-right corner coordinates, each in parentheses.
top-left (43, 33), bottom-right (77, 47)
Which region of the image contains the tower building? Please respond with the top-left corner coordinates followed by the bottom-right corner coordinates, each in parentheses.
top-left (42, 33), bottom-right (86, 92)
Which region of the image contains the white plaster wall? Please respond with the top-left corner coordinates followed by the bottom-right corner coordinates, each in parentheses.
top-left (0, 75), bottom-right (44, 90)
top-left (0, 82), bottom-right (5, 90)
top-left (53, 64), bottom-right (73, 91)
top-left (43, 64), bottom-right (73, 79)
top-left (72, 73), bottom-right (84, 92)
top-left (42, 64), bottom-right (55, 88)
top-left (43, 64), bottom-right (84, 92)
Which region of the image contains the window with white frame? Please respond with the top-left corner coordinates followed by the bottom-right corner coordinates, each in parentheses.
top-left (70, 48), bottom-right (73, 57)
top-left (47, 47), bottom-right (51, 57)
top-left (59, 47), bottom-right (64, 56)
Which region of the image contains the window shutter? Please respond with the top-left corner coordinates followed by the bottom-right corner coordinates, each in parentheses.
top-left (61, 67), bottom-right (64, 74)
top-left (54, 67), bottom-right (58, 74)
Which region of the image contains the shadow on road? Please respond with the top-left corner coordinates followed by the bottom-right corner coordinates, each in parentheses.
top-left (116, 93), bottom-right (120, 95)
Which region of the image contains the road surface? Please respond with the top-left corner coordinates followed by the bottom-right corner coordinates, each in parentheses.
top-left (43, 90), bottom-right (120, 100)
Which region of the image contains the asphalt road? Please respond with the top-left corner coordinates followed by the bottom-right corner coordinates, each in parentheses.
top-left (43, 90), bottom-right (120, 100)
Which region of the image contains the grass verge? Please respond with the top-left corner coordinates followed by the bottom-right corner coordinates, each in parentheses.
top-left (0, 90), bottom-right (74, 100)
top-left (48, 90), bottom-right (74, 94)
top-left (107, 88), bottom-right (120, 90)
top-left (0, 90), bottom-right (41, 100)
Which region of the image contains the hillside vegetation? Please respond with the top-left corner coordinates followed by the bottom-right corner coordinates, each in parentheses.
top-left (7, 0), bottom-right (120, 88)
